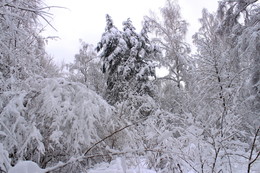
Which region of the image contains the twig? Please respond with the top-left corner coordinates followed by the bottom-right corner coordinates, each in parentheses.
top-left (83, 124), bottom-right (133, 156)
top-left (177, 163), bottom-right (183, 173)
top-left (212, 147), bottom-right (220, 173)
top-left (179, 155), bottom-right (200, 173)
top-left (44, 157), bottom-right (83, 173)
top-left (247, 127), bottom-right (260, 173)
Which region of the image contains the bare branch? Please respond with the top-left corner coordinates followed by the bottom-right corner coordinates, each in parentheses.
top-left (83, 124), bottom-right (133, 156)
top-left (248, 127), bottom-right (260, 173)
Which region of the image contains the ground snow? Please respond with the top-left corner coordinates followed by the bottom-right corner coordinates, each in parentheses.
top-left (8, 161), bottom-right (44, 173)
top-left (8, 159), bottom-right (156, 173)
top-left (88, 158), bottom-right (156, 173)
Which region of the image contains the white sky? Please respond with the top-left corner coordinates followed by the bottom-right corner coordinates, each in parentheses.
top-left (42, 0), bottom-right (218, 64)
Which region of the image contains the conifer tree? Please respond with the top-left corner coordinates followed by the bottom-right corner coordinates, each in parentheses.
top-left (97, 15), bottom-right (159, 105)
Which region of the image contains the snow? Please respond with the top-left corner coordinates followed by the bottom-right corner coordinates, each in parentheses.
top-left (8, 161), bottom-right (44, 173)
top-left (88, 158), bottom-right (156, 173)
top-left (157, 130), bottom-right (172, 142)
top-left (0, 143), bottom-right (11, 172)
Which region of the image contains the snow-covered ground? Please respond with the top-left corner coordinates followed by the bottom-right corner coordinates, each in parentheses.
top-left (7, 158), bottom-right (156, 173)
top-left (7, 157), bottom-right (260, 173)
top-left (8, 161), bottom-right (44, 173)
top-left (88, 158), bottom-right (156, 173)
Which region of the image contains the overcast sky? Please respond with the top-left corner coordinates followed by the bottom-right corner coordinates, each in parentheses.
top-left (42, 0), bottom-right (218, 64)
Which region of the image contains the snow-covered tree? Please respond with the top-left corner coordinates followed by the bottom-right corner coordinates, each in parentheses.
top-left (188, 0), bottom-right (260, 171)
top-left (144, 1), bottom-right (260, 172)
top-left (68, 40), bottom-right (96, 84)
top-left (146, 0), bottom-right (191, 89)
top-left (144, 0), bottom-right (192, 115)
top-left (0, 0), bottom-right (58, 92)
top-left (216, 0), bottom-right (260, 131)
top-left (97, 15), bottom-right (159, 105)
top-left (67, 40), bottom-right (105, 94)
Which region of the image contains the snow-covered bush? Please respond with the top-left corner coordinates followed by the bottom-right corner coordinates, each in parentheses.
top-left (0, 77), bottom-right (116, 172)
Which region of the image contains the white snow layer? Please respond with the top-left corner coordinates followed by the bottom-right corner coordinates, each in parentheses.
top-left (88, 158), bottom-right (156, 173)
top-left (8, 161), bottom-right (44, 173)
top-left (7, 158), bottom-right (156, 173)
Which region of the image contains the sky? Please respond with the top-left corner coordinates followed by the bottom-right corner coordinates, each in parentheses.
top-left (42, 0), bottom-right (218, 64)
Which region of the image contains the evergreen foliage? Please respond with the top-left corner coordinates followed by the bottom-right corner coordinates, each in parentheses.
top-left (97, 15), bottom-right (159, 105)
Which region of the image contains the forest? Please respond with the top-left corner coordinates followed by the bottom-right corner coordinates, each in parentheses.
top-left (0, 0), bottom-right (259, 173)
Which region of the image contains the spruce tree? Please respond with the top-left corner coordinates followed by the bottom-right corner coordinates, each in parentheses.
top-left (97, 15), bottom-right (159, 105)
